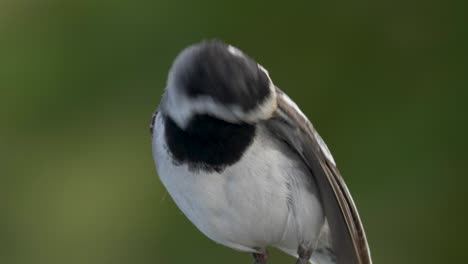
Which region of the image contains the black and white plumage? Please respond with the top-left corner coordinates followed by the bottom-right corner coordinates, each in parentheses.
top-left (151, 40), bottom-right (372, 264)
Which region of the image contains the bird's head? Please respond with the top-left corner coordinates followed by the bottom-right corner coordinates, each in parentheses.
top-left (161, 40), bottom-right (277, 129)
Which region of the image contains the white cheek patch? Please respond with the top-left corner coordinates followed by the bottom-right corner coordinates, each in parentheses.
top-left (165, 82), bottom-right (277, 129)
top-left (240, 80), bottom-right (277, 123)
top-left (165, 88), bottom-right (240, 128)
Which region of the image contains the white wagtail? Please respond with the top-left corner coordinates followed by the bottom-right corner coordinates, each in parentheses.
top-left (151, 40), bottom-right (372, 264)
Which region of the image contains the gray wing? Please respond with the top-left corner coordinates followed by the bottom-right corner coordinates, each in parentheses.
top-left (265, 87), bottom-right (372, 264)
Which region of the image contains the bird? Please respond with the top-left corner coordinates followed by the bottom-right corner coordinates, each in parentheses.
top-left (150, 40), bottom-right (372, 264)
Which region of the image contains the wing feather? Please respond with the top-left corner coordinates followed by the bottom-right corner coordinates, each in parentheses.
top-left (265, 87), bottom-right (372, 264)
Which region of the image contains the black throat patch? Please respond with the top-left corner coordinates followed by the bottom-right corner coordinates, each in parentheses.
top-left (164, 114), bottom-right (256, 173)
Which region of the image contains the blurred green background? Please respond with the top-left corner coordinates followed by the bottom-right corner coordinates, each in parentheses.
top-left (1, 0), bottom-right (467, 263)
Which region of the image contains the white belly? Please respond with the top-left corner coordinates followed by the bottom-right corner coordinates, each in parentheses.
top-left (152, 114), bottom-right (324, 252)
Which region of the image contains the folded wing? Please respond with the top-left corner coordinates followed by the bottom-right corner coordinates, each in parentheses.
top-left (264, 87), bottom-right (372, 264)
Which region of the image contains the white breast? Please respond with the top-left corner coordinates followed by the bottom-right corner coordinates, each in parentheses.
top-left (152, 113), bottom-right (324, 252)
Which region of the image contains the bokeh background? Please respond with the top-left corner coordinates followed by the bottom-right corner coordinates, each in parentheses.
top-left (1, 0), bottom-right (467, 263)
